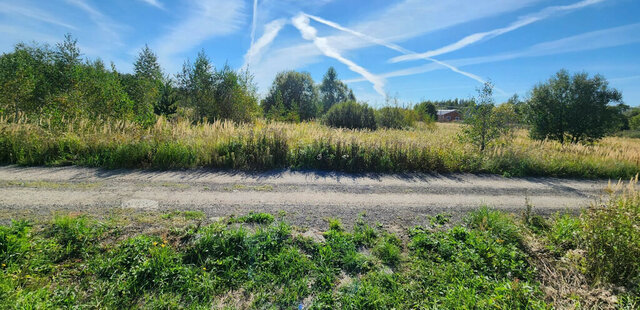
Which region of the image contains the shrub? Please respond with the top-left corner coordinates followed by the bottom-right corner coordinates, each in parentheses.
top-left (414, 101), bottom-right (437, 122)
top-left (375, 107), bottom-right (416, 129)
top-left (547, 213), bottom-right (581, 253)
top-left (581, 178), bottom-right (640, 291)
top-left (323, 101), bottom-right (376, 130)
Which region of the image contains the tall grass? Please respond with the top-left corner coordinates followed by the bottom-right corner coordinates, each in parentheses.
top-left (1, 115), bottom-right (639, 178)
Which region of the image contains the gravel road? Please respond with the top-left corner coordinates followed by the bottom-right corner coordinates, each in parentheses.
top-left (0, 166), bottom-right (620, 229)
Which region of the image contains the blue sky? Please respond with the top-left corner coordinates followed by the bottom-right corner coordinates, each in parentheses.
top-left (1, 0), bottom-right (639, 107)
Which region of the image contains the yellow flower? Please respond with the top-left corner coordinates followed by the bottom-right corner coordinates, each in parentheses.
top-left (1, 263), bottom-right (5, 267)
top-left (202, 267), bottom-right (207, 271)
top-left (161, 244), bottom-right (166, 248)
top-left (153, 242), bottom-right (158, 246)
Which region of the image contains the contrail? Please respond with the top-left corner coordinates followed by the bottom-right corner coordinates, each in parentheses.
top-left (304, 13), bottom-right (488, 86)
top-left (243, 19), bottom-right (286, 69)
top-left (292, 14), bottom-right (386, 97)
top-left (391, 0), bottom-right (605, 62)
top-left (250, 0), bottom-right (258, 45)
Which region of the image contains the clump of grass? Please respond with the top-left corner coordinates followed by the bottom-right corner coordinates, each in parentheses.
top-left (229, 212), bottom-right (275, 225)
top-left (581, 177), bottom-right (640, 292)
top-left (45, 215), bottom-right (101, 262)
top-left (466, 206), bottom-right (523, 247)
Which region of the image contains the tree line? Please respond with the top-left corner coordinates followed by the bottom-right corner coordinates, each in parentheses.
top-left (0, 35), bottom-right (362, 125)
top-left (1, 35), bottom-right (638, 146)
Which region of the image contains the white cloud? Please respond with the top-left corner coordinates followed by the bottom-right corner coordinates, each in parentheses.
top-left (0, 2), bottom-right (77, 30)
top-left (304, 13), bottom-right (488, 87)
top-left (250, 0), bottom-right (542, 91)
top-left (154, 0), bottom-right (245, 69)
top-left (346, 23), bottom-right (640, 83)
top-left (243, 18), bottom-right (287, 69)
top-left (292, 14), bottom-right (386, 97)
top-left (391, 0), bottom-right (606, 63)
top-left (138, 0), bottom-right (164, 10)
top-left (65, 0), bottom-right (124, 44)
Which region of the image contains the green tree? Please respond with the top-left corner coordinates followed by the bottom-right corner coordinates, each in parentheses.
top-left (319, 67), bottom-right (352, 113)
top-left (0, 49), bottom-right (36, 119)
top-left (261, 71), bottom-right (319, 121)
top-left (629, 113), bottom-right (640, 131)
top-left (414, 101), bottom-right (437, 121)
top-left (177, 51), bottom-right (216, 122)
top-left (130, 45), bottom-right (163, 124)
top-left (211, 65), bottom-right (258, 123)
top-left (460, 82), bottom-right (511, 151)
top-left (154, 78), bottom-right (178, 117)
top-left (527, 70), bottom-right (623, 144)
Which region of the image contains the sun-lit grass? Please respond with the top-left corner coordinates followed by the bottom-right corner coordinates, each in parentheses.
top-left (1, 115), bottom-right (639, 178)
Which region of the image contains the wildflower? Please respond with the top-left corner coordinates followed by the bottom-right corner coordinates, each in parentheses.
top-left (202, 267), bottom-right (207, 271)
top-left (1, 263), bottom-right (5, 267)
top-left (161, 244), bottom-right (166, 248)
top-left (153, 242), bottom-right (158, 246)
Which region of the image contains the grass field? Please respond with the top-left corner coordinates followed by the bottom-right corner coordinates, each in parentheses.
top-left (1, 116), bottom-right (639, 178)
top-left (1, 178), bottom-right (638, 309)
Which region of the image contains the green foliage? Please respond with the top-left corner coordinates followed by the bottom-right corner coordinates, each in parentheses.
top-left (630, 113), bottom-right (640, 131)
top-left (546, 213), bottom-right (581, 253)
top-left (466, 206), bottom-right (523, 247)
top-left (0, 220), bottom-right (32, 266)
top-left (231, 212), bottom-right (275, 225)
top-left (261, 70), bottom-right (320, 121)
top-left (323, 101), bottom-right (376, 130)
top-left (375, 106), bottom-right (417, 129)
top-left (319, 67), bottom-right (355, 113)
top-left (414, 101), bottom-right (438, 121)
top-left (527, 70), bottom-right (624, 144)
top-left (18, 208), bottom-right (640, 308)
top-left (581, 181), bottom-right (640, 292)
top-left (460, 82), bottom-right (513, 151)
top-left (45, 215), bottom-right (100, 262)
top-left (177, 52), bottom-right (258, 123)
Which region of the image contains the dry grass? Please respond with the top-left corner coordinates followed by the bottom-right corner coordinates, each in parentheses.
top-left (1, 116), bottom-right (639, 178)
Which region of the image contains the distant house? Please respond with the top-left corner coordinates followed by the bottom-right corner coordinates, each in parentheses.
top-left (437, 109), bottom-right (462, 122)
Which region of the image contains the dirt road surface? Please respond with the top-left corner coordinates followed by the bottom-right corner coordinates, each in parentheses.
top-left (0, 166), bottom-right (621, 229)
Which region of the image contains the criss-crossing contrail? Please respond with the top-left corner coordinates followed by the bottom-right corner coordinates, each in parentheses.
top-left (303, 13), bottom-right (488, 86)
top-left (391, 0), bottom-right (605, 63)
top-left (292, 14), bottom-right (386, 97)
top-left (243, 19), bottom-right (286, 69)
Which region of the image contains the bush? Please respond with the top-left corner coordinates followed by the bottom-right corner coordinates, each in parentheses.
top-left (414, 101), bottom-right (437, 122)
top-left (323, 101), bottom-right (376, 130)
top-left (375, 107), bottom-right (416, 129)
top-left (547, 213), bottom-right (581, 253)
top-left (581, 178), bottom-right (640, 291)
